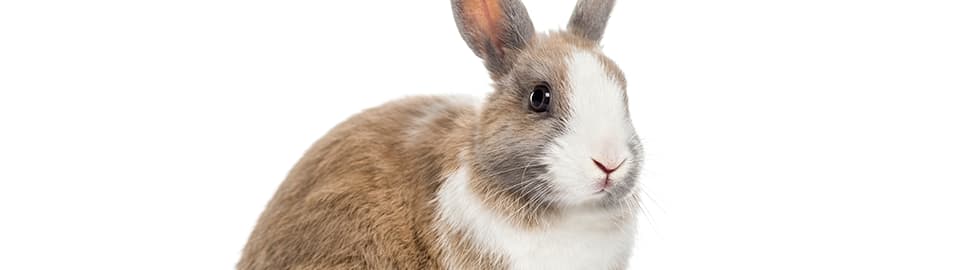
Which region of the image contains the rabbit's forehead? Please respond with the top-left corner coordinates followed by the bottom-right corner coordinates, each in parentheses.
top-left (523, 32), bottom-right (625, 81)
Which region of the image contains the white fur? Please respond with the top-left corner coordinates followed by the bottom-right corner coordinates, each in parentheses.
top-left (547, 50), bottom-right (638, 205)
top-left (436, 167), bottom-right (636, 270)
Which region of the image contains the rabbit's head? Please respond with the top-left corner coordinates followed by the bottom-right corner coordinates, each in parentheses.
top-left (453, 0), bottom-right (642, 210)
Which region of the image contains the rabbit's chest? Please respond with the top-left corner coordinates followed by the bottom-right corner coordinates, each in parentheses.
top-left (489, 213), bottom-right (635, 270)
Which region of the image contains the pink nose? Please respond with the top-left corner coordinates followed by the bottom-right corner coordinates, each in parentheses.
top-left (592, 159), bottom-right (623, 174)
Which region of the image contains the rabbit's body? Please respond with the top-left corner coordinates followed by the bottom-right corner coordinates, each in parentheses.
top-left (238, 96), bottom-right (474, 269)
top-left (240, 0), bottom-right (643, 269)
top-left (239, 94), bottom-right (635, 270)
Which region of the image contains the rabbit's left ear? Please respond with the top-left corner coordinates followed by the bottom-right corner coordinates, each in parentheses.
top-left (568, 0), bottom-right (616, 42)
top-left (451, 0), bottom-right (536, 78)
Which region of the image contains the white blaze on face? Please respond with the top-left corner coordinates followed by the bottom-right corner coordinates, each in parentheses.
top-left (546, 49), bottom-right (635, 205)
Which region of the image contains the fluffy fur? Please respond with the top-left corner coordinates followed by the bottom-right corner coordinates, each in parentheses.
top-left (238, 0), bottom-right (643, 269)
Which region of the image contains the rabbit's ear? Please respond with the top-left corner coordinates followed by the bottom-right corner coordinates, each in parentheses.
top-left (451, 0), bottom-right (535, 78)
top-left (567, 0), bottom-right (615, 42)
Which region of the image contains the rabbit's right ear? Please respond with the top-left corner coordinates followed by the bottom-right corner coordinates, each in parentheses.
top-left (451, 0), bottom-right (535, 78)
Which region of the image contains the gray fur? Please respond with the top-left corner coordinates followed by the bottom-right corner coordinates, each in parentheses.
top-left (470, 61), bottom-right (575, 215)
top-left (451, 0), bottom-right (536, 77)
top-left (567, 0), bottom-right (616, 42)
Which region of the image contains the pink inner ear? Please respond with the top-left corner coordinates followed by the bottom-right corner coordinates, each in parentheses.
top-left (463, 0), bottom-right (504, 53)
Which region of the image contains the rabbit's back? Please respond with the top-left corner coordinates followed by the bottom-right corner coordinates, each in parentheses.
top-left (238, 95), bottom-right (479, 270)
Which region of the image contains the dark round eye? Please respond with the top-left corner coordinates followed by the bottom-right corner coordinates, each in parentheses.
top-left (529, 83), bottom-right (551, 113)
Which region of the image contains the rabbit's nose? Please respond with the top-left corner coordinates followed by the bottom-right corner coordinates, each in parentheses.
top-left (592, 158), bottom-right (624, 175)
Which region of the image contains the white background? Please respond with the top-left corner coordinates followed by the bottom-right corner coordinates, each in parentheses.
top-left (1, 0), bottom-right (958, 269)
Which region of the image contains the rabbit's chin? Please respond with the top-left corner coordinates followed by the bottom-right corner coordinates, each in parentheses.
top-left (556, 184), bottom-right (638, 209)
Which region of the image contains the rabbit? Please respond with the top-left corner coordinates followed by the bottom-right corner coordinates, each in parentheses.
top-left (237, 0), bottom-right (643, 269)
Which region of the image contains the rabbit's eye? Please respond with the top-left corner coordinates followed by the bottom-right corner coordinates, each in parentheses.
top-left (529, 83), bottom-right (551, 113)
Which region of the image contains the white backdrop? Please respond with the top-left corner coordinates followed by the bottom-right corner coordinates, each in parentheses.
top-left (1, 0), bottom-right (959, 269)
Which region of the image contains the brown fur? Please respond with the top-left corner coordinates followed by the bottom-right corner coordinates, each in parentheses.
top-left (238, 96), bottom-right (478, 269)
top-left (239, 0), bottom-right (631, 269)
